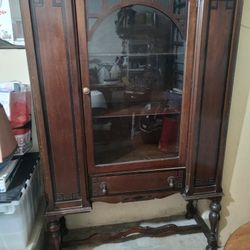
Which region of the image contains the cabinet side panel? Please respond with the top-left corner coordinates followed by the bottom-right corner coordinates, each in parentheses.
top-left (20, 0), bottom-right (55, 210)
top-left (194, 0), bottom-right (235, 187)
top-left (29, 0), bottom-right (87, 205)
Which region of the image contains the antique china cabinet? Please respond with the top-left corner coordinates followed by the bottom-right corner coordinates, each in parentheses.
top-left (20, 0), bottom-right (242, 249)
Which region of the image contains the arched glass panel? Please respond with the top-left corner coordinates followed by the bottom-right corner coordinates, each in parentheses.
top-left (86, 1), bottom-right (188, 166)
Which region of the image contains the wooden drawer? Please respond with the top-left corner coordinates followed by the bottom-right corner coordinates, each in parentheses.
top-left (91, 169), bottom-right (185, 197)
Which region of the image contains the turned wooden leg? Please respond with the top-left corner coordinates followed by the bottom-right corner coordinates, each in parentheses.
top-left (185, 200), bottom-right (196, 219)
top-left (206, 199), bottom-right (221, 250)
top-left (47, 220), bottom-right (61, 250)
top-left (60, 216), bottom-right (68, 237)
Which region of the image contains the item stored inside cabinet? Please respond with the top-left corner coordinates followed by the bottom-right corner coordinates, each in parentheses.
top-left (87, 3), bottom-right (186, 166)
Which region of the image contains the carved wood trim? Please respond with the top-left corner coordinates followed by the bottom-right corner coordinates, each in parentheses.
top-left (60, 1), bottom-right (90, 206)
top-left (29, 1), bottom-right (58, 205)
top-left (92, 190), bottom-right (180, 203)
top-left (57, 0), bottom-right (82, 202)
top-left (193, 0), bottom-right (236, 189)
top-left (47, 220), bottom-right (62, 250)
top-left (56, 193), bottom-right (81, 202)
top-left (32, 0), bottom-right (44, 7)
top-left (194, 1), bottom-right (214, 183)
top-left (63, 224), bottom-right (202, 247)
top-left (210, 0), bottom-right (235, 10)
top-left (226, 0), bottom-right (235, 9)
top-left (52, 0), bottom-right (64, 7)
top-left (210, 0), bottom-right (219, 9)
top-left (20, 0), bottom-right (56, 210)
top-left (206, 199), bottom-right (222, 249)
top-left (29, 0), bottom-right (84, 202)
top-left (194, 178), bottom-right (215, 187)
top-left (185, 0), bottom-right (211, 196)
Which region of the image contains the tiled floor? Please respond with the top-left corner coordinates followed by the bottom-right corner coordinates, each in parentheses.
top-left (63, 217), bottom-right (224, 250)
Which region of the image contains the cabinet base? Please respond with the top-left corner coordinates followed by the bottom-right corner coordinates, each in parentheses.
top-left (60, 212), bottom-right (220, 249)
top-left (62, 222), bottom-right (202, 248)
top-left (45, 199), bottom-right (222, 250)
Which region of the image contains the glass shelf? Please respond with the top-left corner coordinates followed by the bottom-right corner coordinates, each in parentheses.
top-left (93, 104), bottom-right (181, 119)
top-left (95, 141), bottom-right (178, 165)
top-left (89, 52), bottom-right (184, 57)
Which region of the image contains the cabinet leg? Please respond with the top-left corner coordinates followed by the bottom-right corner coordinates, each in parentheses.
top-left (206, 199), bottom-right (221, 250)
top-left (47, 219), bottom-right (61, 250)
top-left (185, 200), bottom-right (196, 219)
top-left (60, 216), bottom-right (68, 237)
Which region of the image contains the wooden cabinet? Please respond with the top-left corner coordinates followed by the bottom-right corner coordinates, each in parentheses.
top-left (20, 0), bottom-right (243, 249)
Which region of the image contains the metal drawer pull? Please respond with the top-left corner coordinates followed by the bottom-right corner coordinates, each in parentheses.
top-left (100, 182), bottom-right (108, 195)
top-left (167, 176), bottom-right (175, 188)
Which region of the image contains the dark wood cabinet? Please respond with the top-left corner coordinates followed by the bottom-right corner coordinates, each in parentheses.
top-left (20, 0), bottom-right (243, 249)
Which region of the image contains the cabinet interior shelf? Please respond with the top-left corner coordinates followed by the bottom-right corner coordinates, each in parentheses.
top-left (94, 104), bottom-right (180, 119)
top-left (128, 68), bottom-right (145, 72)
top-left (91, 82), bottom-right (125, 89)
top-left (89, 52), bottom-right (184, 57)
top-left (116, 25), bottom-right (185, 39)
top-left (95, 141), bottom-right (179, 165)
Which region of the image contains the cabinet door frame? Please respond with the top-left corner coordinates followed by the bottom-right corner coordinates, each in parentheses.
top-left (75, 0), bottom-right (198, 175)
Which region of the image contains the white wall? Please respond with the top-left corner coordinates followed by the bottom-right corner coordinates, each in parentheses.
top-left (0, 49), bottom-right (39, 152)
top-left (66, 194), bottom-right (186, 229)
top-left (0, 50), bottom-right (29, 83)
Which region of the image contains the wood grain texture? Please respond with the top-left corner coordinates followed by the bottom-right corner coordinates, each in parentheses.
top-left (30, 0), bottom-right (81, 201)
top-left (182, 0), bottom-right (198, 192)
top-left (225, 222), bottom-right (250, 250)
top-left (195, 0), bottom-right (235, 186)
top-left (185, 0), bottom-right (243, 196)
top-left (91, 169), bottom-right (184, 197)
top-left (20, 0), bottom-right (54, 210)
top-left (185, 0), bottom-right (210, 195)
top-left (91, 190), bottom-right (178, 203)
top-left (22, 0), bottom-right (90, 211)
top-left (63, 222), bottom-right (202, 247)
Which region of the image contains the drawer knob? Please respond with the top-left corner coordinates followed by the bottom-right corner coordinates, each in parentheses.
top-left (100, 182), bottom-right (108, 195)
top-left (167, 176), bottom-right (175, 188)
top-left (83, 87), bottom-right (90, 95)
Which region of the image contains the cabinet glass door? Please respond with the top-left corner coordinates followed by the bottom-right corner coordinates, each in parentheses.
top-left (85, 0), bottom-right (188, 166)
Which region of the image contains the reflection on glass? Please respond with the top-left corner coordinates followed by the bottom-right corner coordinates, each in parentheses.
top-left (86, 2), bottom-right (187, 165)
